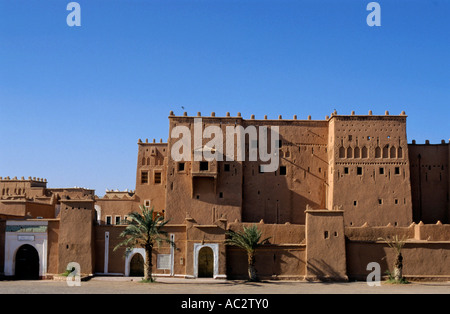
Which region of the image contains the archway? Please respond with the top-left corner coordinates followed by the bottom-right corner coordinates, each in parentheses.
top-left (198, 246), bottom-right (214, 278)
top-left (15, 244), bottom-right (39, 280)
top-left (129, 253), bottom-right (144, 277)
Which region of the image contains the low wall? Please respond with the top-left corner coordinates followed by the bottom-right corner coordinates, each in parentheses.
top-left (226, 245), bottom-right (306, 280)
top-left (226, 222), bottom-right (306, 280)
top-left (346, 240), bottom-right (450, 281)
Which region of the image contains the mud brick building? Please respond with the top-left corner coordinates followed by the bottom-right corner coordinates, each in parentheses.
top-left (1, 110), bottom-right (449, 281)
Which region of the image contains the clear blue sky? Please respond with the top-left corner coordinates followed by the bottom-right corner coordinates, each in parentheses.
top-left (0, 0), bottom-right (449, 195)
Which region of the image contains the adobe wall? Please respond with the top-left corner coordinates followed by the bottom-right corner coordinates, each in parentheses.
top-left (46, 220), bottom-right (60, 275)
top-left (305, 210), bottom-right (347, 281)
top-left (408, 141), bottom-right (449, 223)
top-left (26, 202), bottom-right (55, 219)
top-left (0, 177), bottom-right (47, 199)
top-left (135, 141), bottom-right (168, 213)
top-left (241, 118), bottom-right (328, 224)
top-left (345, 223), bottom-right (450, 280)
top-left (328, 113), bottom-right (413, 227)
top-left (345, 224), bottom-right (414, 241)
top-left (166, 114), bottom-right (243, 225)
top-left (346, 241), bottom-right (450, 281)
top-left (94, 224), bottom-right (187, 276)
top-left (95, 197), bottom-right (137, 225)
top-left (94, 225), bottom-right (127, 274)
top-left (0, 201), bottom-right (26, 217)
top-left (185, 218), bottom-right (227, 278)
top-left (58, 200), bottom-right (95, 275)
top-left (414, 222), bottom-right (450, 241)
top-left (226, 221), bottom-right (306, 280)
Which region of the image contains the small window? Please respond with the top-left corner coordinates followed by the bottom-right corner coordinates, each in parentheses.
top-left (115, 216), bottom-right (121, 225)
top-left (141, 171), bottom-right (149, 184)
top-left (353, 200), bottom-right (357, 206)
top-left (178, 162), bottom-right (185, 171)
top-left (324, 231), bottom-right (329, 239)
top-left (154, 172), bottom-right (162, 184)
top-left (200, 161), bottom-right (209, 171)
top-left (394, 199), bottom-right (399, 205)
top-left (394, 167), bottom-right (400, 175)
top-left (144, 200), bottom-right (151, 207)
top-left (219, 192), bottom-right (223, 198)
top-left (357, 167), bottom-right (363, 175)
top-left (106, 216), bottom-right (112, 225)
top-left (378, 199), bottom-right (383, 205)
top-left (344, 167), bottom-right (349, 174)
top-left (280, 166), bottom-right (287, 176)
top-left (379, 167), bottom-right (384, 175)
top-left (348, 135), bottom-right (353, 141)
top-left (224, 164), bottom-right (230, 172)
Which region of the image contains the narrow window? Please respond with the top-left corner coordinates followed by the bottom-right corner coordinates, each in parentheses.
top-left (353, 200), bottom-right (357, 206)
top-left (344, 167), bottom-right (349, 174)
top-left (280, 166), bottom-right (287, 176)
top-left (141, 171), bottom-right (149, 184)
top-left (339, 146), bottom-right (345, 158)
top-left (324, 231), bottom-right (329, 239)
top-left (361, 146), bottom-right (368, 158)
top-left (224, 164), bottom-right (230, 172)
top-left (106, 216), bottom-right (112, 225)
top-left (375, 147), bottom-right (381, 158)
top-left (219, 192), bottom-right (223, 198)
top-left (357, 167), bottom-right (363, 175)
top-left (178, 162), bottom-right (185, 171)
top-left (383, 145), bottom-right (389, 158)
top-left (347, 147), bottom-right (353, 158)
top-left (379, 167), bottom-right (384, 175)
top-left (154, 172), bottom-right (162, 184)
top-left (378, 199), bottom-right (383, 205)
top-left (115, 216), bottom-right (121, 225)
top-left (394, 199), bottom-right (399, 205)
top-left (394, 167), bottom-right (400, 175)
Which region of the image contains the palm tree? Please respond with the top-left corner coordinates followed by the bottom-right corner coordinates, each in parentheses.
top-left (380, 235), bottom-right (407, 283)
top-left (114, 205), bottom-right (174, 282)
top-left (225, 224), bottom-right (270, 282)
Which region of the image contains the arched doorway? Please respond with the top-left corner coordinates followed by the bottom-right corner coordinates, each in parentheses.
top-left (15, 244), bottom-right (39, 280)
top-left (129, 253), bottom-right (144, 277)
top-left (198, 246), bottom-right (214, 278)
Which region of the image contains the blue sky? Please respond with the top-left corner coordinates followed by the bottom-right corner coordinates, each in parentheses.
top-left (0, 0), bottom-right (449, 195)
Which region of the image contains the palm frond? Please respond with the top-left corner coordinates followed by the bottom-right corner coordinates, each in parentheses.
top-left (113, 205), bottom-right (175, 252)
top-left (225, 224), bottom-right (270, 253)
